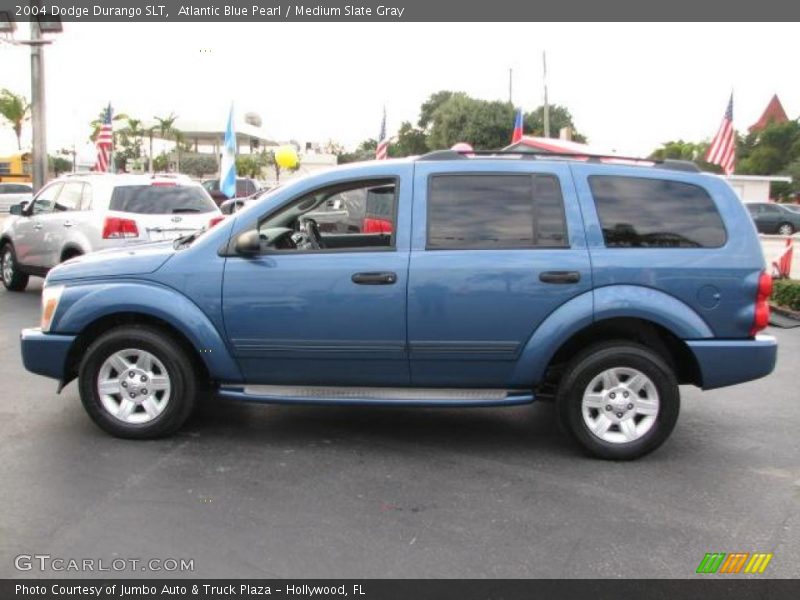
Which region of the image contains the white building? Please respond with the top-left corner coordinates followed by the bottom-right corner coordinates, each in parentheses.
top-left (725, 175), bottom-right (792, 203)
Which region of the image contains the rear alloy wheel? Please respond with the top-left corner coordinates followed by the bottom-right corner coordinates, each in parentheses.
top-left (777, 222), bottom-right (795, 236)
top-left (1, 243), bottom-right (29, 291)
top-left (79, 326), bottom-right (197, 438)
top-left (557, 342), bottom-right (680, 460)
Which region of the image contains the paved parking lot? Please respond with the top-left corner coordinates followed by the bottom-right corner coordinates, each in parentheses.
top-left (1, 277), bottom-right (798, 578)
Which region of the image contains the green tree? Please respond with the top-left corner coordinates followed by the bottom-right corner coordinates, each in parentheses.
top-left (427, 93), bottom-right (516, 150)
top-left (389, 121), bottom-right (428, 157)
top-left (0, 89), bottom-right (31, 150)
top-left (48, 155), bottom-right (71, 176)
top-left (524, 104), bottom-right (586, 142)
top-left (236, 154), bottom-right (261, 178)
top-left (179, 153), bottom-right (217, 178)
top-left (151, 113), bottom-right (182, 172)
top-left (419, 90), bottom-right (455, 129)
top-left (338, 139), bottom-right (378, 164)
top-left (737, 121), bottom-right (800, 176)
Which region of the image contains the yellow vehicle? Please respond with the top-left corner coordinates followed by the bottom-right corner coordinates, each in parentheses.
top-left (0, 152), bottom-right (32, 183)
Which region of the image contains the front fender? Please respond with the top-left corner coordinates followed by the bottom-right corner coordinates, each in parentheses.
top-left (53, 281), bottom-right (243, 382)
top-left (509, 285), bottom-right (713, 387)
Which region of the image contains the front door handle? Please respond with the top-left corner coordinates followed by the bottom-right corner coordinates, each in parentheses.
top-left (33, 223), bottom-right (43, 230)
top-left (539, 270), bottom-right (581, 284)
top-left (63, 221), bottom-right (73, 228)
top-left (352, 271), bottom-right (397, 285)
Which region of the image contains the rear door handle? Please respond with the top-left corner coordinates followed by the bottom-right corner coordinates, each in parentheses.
top-left (539, 270), bottom-right (581, 284)
top-left (352, 271), bottom-right (397, 285)
top-left (63, 221), bottom-right (73, 228)
top-left (33, 223), bottom-right (43, 230)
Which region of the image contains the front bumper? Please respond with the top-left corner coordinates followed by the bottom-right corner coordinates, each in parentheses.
top-left (20, 328), bottom-right (76, 381)
top-left (687, 334), bottom-right (778, 390)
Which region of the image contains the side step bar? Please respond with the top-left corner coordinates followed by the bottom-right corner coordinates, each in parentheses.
top-left (217, 385), bottom-right (535, 407)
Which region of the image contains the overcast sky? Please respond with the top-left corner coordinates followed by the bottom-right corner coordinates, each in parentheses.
top-left (1, 22), bottom-right (798, 160)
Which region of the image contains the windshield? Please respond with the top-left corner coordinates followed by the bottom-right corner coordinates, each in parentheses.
top-left (110, 185), bottom-right (217, 214)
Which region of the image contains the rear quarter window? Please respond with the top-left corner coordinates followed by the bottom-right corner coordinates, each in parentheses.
top-left (589, 176), bottom-right (727, 248)
top-left (109, 185), bottom-right (217, 214)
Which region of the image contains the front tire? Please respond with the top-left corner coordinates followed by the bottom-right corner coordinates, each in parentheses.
top-left (78, 326), bottom-right (197, 439)
top-left (556, 341), bottom-right (680, 460)
top-left (1, 243), bottom-right (29, 291)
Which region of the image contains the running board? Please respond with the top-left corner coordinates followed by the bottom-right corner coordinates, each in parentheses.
top-left (217, 385), bottom-right (535, 407)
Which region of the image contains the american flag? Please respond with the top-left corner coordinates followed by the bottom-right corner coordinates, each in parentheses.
top-left (94, 103), bottom-right (114, 172)
top-left (375, 108), bottom-right (389, 160)
top-left (706, 94), bottom-right (735, 175)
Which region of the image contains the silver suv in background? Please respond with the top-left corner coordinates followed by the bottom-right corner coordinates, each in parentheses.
top-left (0, 182), bottom-right (33, 213)
top-left (1, 173), bottom-right (222, 291)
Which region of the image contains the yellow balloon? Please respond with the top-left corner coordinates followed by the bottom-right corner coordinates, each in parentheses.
top-left (275, 146), bottom-right (298, 169)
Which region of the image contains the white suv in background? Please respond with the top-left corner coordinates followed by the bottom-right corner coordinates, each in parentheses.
top-left (0, 173), bottom-right (222, 291)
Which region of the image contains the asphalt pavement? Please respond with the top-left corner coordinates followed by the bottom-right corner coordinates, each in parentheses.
top-left (1, 277), bottom-right (798, 578)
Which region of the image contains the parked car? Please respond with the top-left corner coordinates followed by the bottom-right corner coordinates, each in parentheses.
top-left (219, 186), bottom-right (276, 215)
top-left (0, 181), bottom-right (33, 213)
top-left (202, 177), bottom-right (259, 206)
top-left (1, 173), bottom-right (222, 291)
top-left (745, 201), bottom-right (800, 235)
top-left (20, 151), bottom-right (777, 460)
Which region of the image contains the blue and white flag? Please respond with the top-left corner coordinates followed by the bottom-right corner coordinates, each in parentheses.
top-left (220, 105), bottom-right (237, 198)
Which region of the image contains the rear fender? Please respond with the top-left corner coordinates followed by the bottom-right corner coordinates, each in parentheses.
top-left (509, 285), bottom-right (713, 386)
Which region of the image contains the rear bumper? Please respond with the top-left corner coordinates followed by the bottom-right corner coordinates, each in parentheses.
top-left (20, 328), bottom-right (76, 381)
top-left (687, 335), bottom-right (777, 390)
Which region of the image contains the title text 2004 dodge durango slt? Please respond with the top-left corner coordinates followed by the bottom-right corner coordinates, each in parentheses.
top-left (18, 150), bottom-right (777, 459)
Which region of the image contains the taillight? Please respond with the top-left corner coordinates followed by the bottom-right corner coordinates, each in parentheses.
top-left (362, 217), bottom-right (393, 234)
top-left (102, 217), bottom-right (139, 239)
top-left (749, 271), bottom-right (773, 337)
top-left (208, 215), bottom-right (225, 228)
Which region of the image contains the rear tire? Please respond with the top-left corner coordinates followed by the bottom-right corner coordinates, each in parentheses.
top-left (556, 341), bottom-right (680, 460)
top-left (777, 222), bottom-right (795, 236)
top-left (78, 326), bottom-right (197, 439)
top-left (1, 242), bottom-right (29, 291)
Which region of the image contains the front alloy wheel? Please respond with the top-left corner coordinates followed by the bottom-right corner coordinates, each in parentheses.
top-left (1, 243), bottom-right (29, 291)
top-left (79, 326), bottom-right (197, 438)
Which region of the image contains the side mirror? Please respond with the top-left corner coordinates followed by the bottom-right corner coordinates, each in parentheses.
top-left (9, 204), bottom-right (22, 216)
top-left (234, 230), bottom-right (261, 255)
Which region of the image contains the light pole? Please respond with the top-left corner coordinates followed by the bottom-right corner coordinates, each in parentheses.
top-left (28, 19), bottom-right (47, 191)
top-left (0, 7), bottom-right (62, 193)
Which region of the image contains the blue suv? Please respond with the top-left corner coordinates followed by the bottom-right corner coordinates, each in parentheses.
top-left (19, 150), bottom-right (777, 459)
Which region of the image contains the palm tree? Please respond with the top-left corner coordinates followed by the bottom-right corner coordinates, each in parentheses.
top-left (0, 89), bottom-right (31, 151)
top-left (151, 113), bottom-right (180, 172)
top-left (89, 107), bottom-right (128, 142)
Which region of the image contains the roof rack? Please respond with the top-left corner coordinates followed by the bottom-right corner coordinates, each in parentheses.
top-left (417, 149), bottom-right (701, 173)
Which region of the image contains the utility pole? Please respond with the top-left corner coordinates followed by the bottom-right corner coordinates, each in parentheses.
top-left (29, 20), bottom-right (47, 192)
top-left (542, 51), bottom-right (550, 138)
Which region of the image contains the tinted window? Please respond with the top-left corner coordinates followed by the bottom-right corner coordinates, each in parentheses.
top-left (589, 176), bottom-right (726, 248)
top-left (427, 174), bottom-right (567, 249)
top-left (109, 185), bottom-right (217, 214)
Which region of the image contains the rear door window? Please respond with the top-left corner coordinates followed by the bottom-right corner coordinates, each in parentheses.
top-left (109, 185), bottom-right (218, 214)
top-left (427, 174), bottom-right (568, 249)
top-left (589, 176), bottom-right (726, 248)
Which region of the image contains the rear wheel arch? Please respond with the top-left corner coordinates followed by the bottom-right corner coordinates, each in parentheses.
top-left (59, 244), bottom-right (84, 262)
top-left (542, 317), bottom-right (702, 392)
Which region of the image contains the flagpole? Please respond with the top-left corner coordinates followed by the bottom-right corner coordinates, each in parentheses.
top-left (542, 51), bottom-right (550, 138)
top-left (108, 103), bottom-right (114, 173)
top-left (508, 68), bottom-right (513, 104)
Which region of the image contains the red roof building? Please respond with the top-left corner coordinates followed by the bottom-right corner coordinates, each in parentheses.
top-left (749, 95), bottom-right (789, 133)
